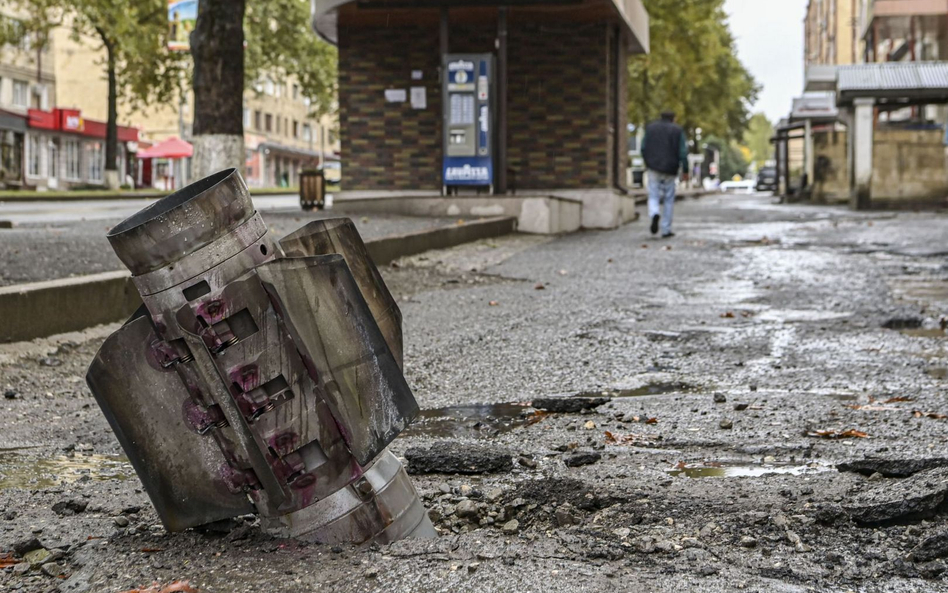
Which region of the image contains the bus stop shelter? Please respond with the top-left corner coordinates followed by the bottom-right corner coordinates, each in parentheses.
top-left (311, 0), bottom-right (650, 230)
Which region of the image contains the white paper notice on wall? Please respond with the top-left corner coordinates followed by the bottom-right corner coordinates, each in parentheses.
top-left (410, 86), bottom-right (427, 110)
top-left (385, 89), bottom-right (407, 103)
top-left (411, 70), bottom-right (423, 80)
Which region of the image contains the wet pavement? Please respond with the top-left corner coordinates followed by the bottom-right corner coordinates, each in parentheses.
top-left (0, 198), bottom-right (457, 286)
top-left (1, 193), bottom-right (948, 592)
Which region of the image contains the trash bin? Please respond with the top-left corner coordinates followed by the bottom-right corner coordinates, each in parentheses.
top-left (299, 169), bottom-right (325, 211)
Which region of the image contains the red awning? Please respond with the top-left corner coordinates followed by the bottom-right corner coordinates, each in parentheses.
top-left (137, 137), bottom-right (193, 159)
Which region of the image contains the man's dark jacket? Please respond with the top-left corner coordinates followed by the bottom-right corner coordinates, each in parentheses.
top-left (642, 119), bottom-right (688, 176)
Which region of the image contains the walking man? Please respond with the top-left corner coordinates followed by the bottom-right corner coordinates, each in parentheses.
top-left (642, 111), bottom-right (689, 238)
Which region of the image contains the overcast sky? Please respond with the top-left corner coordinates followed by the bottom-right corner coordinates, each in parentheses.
top-left (724, 0), bottom-right (809, 123)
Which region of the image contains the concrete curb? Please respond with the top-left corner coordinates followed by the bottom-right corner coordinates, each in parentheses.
top-left (0, 216), bottom-right (517, 343)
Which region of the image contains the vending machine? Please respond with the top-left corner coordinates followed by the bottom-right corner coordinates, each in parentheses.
top-left (442, 53), bottom-right (494, 193)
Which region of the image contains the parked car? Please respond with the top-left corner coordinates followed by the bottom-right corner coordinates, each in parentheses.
top-left (756, 166), bottom-right (778, 192)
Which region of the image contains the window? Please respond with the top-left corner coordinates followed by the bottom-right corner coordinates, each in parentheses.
top-left (243, 108), bottom-right (250, 128)
top-left (302, 124), bottom-right (312, 142)
top-left (276, 116), bottom-right (281, 134)
top-left (64, 139), bottom-right (80, 180)
top-left (87, 142), bottom-right (103, 182)
top-left (265, 113), bottom-right (272, 132)
top-left (254, 110), bottom-right (262, 130)
top-left (264, 79), bottom-right (274, 95)
top-left (284, 117), bottom-right (289, 136)
top-left (12, 81), bottom-right (29, 108)
top-left (47, 139), bottom-right (58, 179)
top-left (293, 84), bottom-right (299, 100)
top-left (26, 134), bottom-right (42, 177)
top-left (292, 120), bottom-right (299, 139)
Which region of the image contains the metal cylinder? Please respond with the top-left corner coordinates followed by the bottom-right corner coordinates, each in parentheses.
top-left (87, 168), bottom-right (434, 543)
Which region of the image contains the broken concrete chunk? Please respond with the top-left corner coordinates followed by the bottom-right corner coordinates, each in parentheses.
top-left (844, 468), bottom-right (948, 525)
top-left (530, 397), bottom-right (610, 413)
top-left (12, 537), bottom-right (43, 557)
top-left (52, 499), bottom-right (88, 516)
top-left (405, 442), bottom-right (513, 475)
top-left (564, 451), bottom-right (602, 467)
top-left (837, 458), bottom-right (948, 478)
top-left (910, 528), bottom-right (948, 563)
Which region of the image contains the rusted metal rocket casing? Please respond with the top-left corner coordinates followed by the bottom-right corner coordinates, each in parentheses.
top-left (86, 169), bottom-right (435, 543)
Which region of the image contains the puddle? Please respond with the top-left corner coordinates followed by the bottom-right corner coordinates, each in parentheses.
top-left (826, 393), bottom-right (860, 402)
top-left (667, 461), bottom-right (831, 479)
top-left (901, 328), bottom-right (947, 338)
top-left (576, 382), bottom-right (693, 398)
top-left (927, 367), bottom-right (948, 380)
top-left (0, 452), bottom-right (133, 489)
top-left (757, 309), bottom-right (852, 323)
top-left (402, 403), bottom-right (538, 439)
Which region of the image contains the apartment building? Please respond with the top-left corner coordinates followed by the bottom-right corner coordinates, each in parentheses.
top-left (805, 0), bottom-right (858, 67)
top-left (857, 0), bottom-right (948, 62)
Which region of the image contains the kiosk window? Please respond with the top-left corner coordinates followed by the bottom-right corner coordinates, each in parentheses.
top-left (449, 94), bottom-right (475, 125)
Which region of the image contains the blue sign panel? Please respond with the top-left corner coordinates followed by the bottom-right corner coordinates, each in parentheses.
top-left (443, 156), bottom-right (493, 186)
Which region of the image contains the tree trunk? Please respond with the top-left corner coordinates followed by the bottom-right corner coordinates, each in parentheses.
top-left (190, 0), bottom-right (245, 181)
top-left (104, 37), bottom-right (120, 189)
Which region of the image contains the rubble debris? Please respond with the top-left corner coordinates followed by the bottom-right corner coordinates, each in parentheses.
top-left (12, 537), bottom-right (42, 557)
top-left (119, 581), bottom-right (199, 593)
top-left (844, 468), bottom-right (948, 525)
top-left (3, 390), bottom-right (17, 400)
top-left (405, 442), bottom-right (513, 475)
top-left (837, 457), bottom-right (948, 478)
top-left (910, 528), bottom-right (948, 563)
top-left (713, 393), bottom-right (726, 403)
top-left (719, 419), bottom-right (734, 429)
top-left (530, 397), bottom-right (610, 413)
top-left (501, 519), bottom-right (520, 535)
top-left (52, 499), bottom-right (88, 516)
top-left (564, 451), bottom-right (601, 467)
top-left (807, 429), bottom-right (868, 439)
top-left (85, 169), bottom-right (433, 545)
top-left (518, 456), bottom-right (537, 469)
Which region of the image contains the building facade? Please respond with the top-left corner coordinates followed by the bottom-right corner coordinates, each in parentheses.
top-left (857, 0), bottom-right (948, 62)
top-left (805, 0), bottom-right (858, 67)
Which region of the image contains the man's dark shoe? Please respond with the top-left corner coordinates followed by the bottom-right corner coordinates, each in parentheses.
top-left (650, 215), bottom-right (659, 235)
top-left (661, 232), bottom-right (675, 238)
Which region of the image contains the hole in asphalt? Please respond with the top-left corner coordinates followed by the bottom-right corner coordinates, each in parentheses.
top-left (402, 403), bottom-right (541, 439)
top-left (575, 382), bottom-right (694, 398)
top-left (0, 452), bottom-right (133, 490)
top-left (882, 317), bottom-right (923, 330)
top-left (667, 461), bottom-right (833, 479)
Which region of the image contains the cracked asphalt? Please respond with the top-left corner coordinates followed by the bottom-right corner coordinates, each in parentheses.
top-left (1, 193), bottom-right (947, 592)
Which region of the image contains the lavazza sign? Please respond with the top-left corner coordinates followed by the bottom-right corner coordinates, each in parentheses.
top-left (444, 164), bottom-right (490, 182)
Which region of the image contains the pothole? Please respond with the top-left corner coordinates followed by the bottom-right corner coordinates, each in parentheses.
top-left (901, 328), bottom-right (946, 338)
top-left (402, 403), bottom-right (540, 439)
top-left (0, 452), bottom-right (133, 489)
top-left (666, 461), bottom-right (832, 479)
top-left (575, 382), bottom-right (694, 398)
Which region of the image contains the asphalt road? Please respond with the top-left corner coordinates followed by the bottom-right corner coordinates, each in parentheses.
top-left (1, 193), bottom-right (948, 592)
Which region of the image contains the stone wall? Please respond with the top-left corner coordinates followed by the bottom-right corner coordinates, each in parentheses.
top-left (872, 129), bottom-right (948, 203)
top-left (337, 21), bottom-right (622, 191)
top-left (812, 130), bottom-right (849, 203)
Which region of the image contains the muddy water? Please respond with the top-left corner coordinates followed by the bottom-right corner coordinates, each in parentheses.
top-left (402, 403), bottom-right (538, 438)
top-left (576, 382), bottom-right (693, 398)
top-left (667, 461), bottom-right (831, 479)
top-left (900, 327), bottom-right (947, 338)
top-left (0, 451), bottom-right (132, 489)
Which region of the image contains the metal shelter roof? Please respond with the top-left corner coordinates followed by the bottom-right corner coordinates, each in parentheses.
top-left (790, 92), bottom-right (839, 122)
top-left (310, 0), bottom-right (649, 52)
top-left (836, 62), bottom-right (948, 105)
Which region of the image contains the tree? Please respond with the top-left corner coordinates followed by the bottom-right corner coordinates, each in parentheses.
top-left (191, 0), bottom-right (337, 179)
top-left (628, 0), bottom-right (759, 144)
top-left (706, 134), bottom-right (750, 180)
top-left (742, 112), bottom-right (774, 168)
top-left (1, 0), bottom-right (183, 188)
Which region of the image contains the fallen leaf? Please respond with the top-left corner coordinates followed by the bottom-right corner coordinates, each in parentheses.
top-left (807, 429), bottom-right (869, 439)
top-left (663, 246), bottom-right (672, 251)
top-left (558, 269), bottom-right (568, 275)
top-left (534, 283), bottom-right (545, 290)
top-left (607, 258), bottom-right (614, 263)
top-left (740, 310), bottom-right (755, 318)
top-left (604, 431), bottom-right (653, 446)
top-left (456, 219), bottom-right (466, 225)
top-left (721, 312), bottom-right (735, 319)
top-left (640, 244), bottom-right (648, 249)
top-left (883, 396), bottom-right (914, 403)
top-left (914, 411), bottom-right (948, 419)
top-left (0, 552), bottom-right (16, 569)
top-left (645, 417), bottom-right (658, 425)
top-left (389, 261), bottom-right (400, 268)
top-left (119, 581), bottom-right (199, 593)
top-left (488, 301), bottom-right (499, 306)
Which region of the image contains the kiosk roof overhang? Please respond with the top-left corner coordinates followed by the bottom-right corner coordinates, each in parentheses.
top-left (836, 62), bottom-right (948, 106)
top-left (311, 0), bottom-right (649, 53)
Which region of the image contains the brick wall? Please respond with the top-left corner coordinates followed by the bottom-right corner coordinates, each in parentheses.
top-left (338, 20), bottom-right (618, 191)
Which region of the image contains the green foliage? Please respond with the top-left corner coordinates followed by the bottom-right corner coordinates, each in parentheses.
top-left (742, 112), bottom-right (774, 168)
top-left (628, 0), bottom-right (759, 142)
top-left (245, 0), bottom-right (337, 118)
top-left (1, 0), bottom-right (184, 112)
top-left (705, 134), bottom-right (749, 180)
